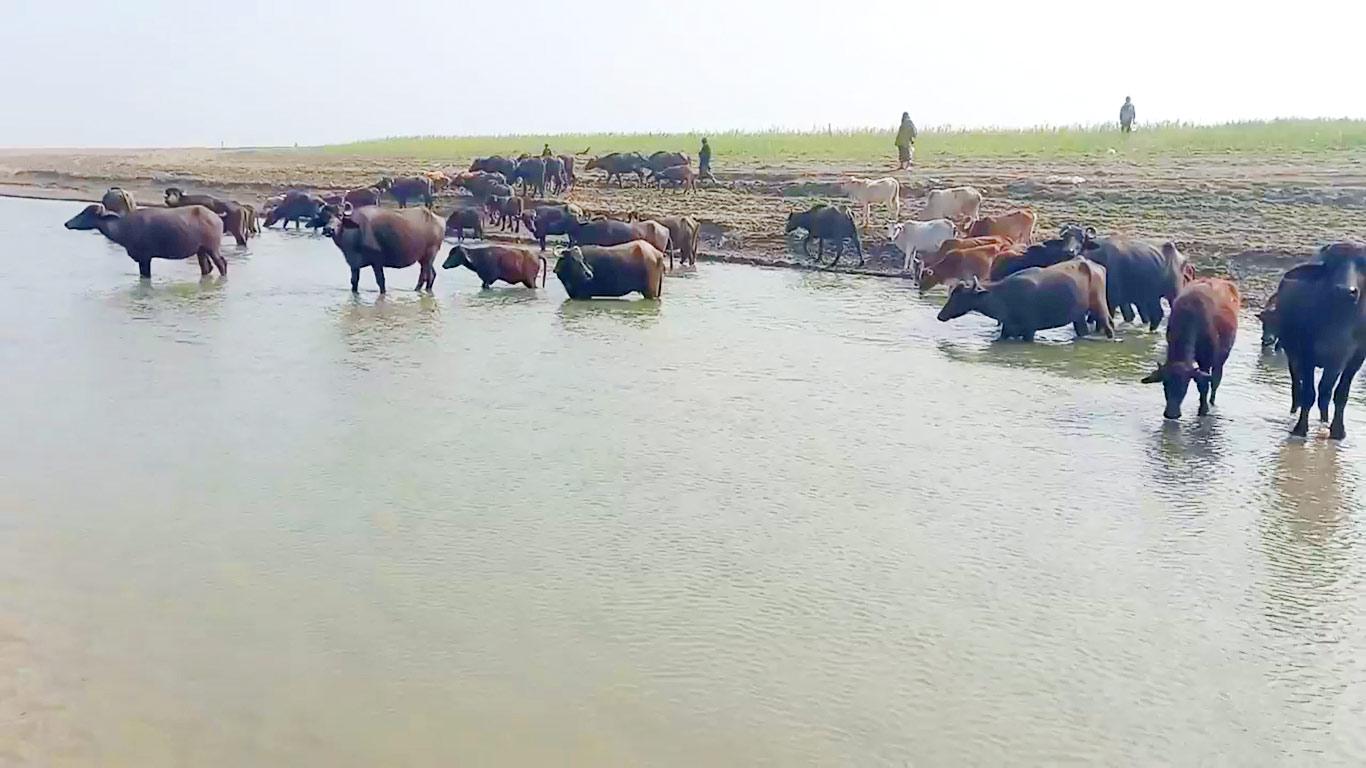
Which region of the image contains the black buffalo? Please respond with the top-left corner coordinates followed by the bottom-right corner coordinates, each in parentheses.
top-left (1081, 237), bottom-right (1189, 330)
top-left (990, 225), bottom-right (1092, 280)
top-left (469, 155), bottom-right (517, 179)
top-left (784, 204), bottom-right (862, 266)
top-left (1272, 242), bottom-right (1366, 439)
top-left (554, 243), bottom-right (666, 300)
top-left (510, 157), bottom-right (547, 197)
top-left (584, 152), bottom-right (648, 187)
top-left (376, 176), bottom-right (434, 208)
top-left (645, 151), bottom-right (690, 174)
top-left (936, 259), bottom-right (1114, 341)
top-left (266, 190), bottom-right (326, 230)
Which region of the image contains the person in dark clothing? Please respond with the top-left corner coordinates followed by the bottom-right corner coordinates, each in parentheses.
top-left (894, 112), bottom-right (917, 169)
top-left (1120, 97), bottom-right (1136, 134)
top-left (698, 137), bottom-right (715, 184)
top-left (541, 143), bottom-right (553, 158)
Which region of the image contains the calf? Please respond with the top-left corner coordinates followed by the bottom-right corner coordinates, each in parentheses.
top-left (1141, 278), bottom-right (1240, 420)
top-left (937, 259), bottom-right (1114, 341)
top-left (784, 204), bottom-right (862, 266)
top-left (843, 176), bottom-right (900, 228)
top-left (650, 165), bottom-right (697, 192)
top-left (966, 209), bottom-right (1036, 245)
top-left (444, 208), bottom-right (484, 241)
top-left (443, 244), bottom-right (546, 289)
top-left (885, 218), bottom-right (956, 274)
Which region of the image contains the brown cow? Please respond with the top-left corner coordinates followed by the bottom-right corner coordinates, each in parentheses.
top-left (631, 213), bottom-right (700, 267)
top-left (922, 236), bottom-right (1010, 270)
top-left (919, 242), bottom-right (1016, 291)
top-left (966, 209), bottom-right (1036, 245)
top-left (164, 187), bottom-right (251, 246)
top-left (1141, 278), bottom-right (1240, 420)
top-left (442, 244), bottom-right (547, 289)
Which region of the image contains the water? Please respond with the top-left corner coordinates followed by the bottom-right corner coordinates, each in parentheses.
top-left (2, 196), bottom-right (1364, 766)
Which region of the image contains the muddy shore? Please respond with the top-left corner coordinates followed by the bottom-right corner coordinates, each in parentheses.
top-left (5, 146), bottom-right (1363, 299)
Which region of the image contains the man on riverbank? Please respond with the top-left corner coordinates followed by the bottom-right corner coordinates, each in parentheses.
top-left (895, 112), bottom-right (917, 170)
top-left (1120, 97), bottom-right (1136, 134)
top-left (699, 137), bottom-right (715, 184)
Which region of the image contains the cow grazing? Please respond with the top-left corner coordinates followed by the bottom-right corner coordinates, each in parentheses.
top-left (1141, 278), bottom-right (1240, 420)
top-left (164, 187), bottom-right (252, 246)
top-left (885, 218), bottom-right (956, 274)
top-left (443, 244), bottom-right (547, 289)
top-left (101, 187), bottom-right (136, 215)
top-left (64, 203), bottom-right (227, 278)
top-left (554, 243), bottom-right (667, 300)
top-left (784, 204), bottom-right (862, 266)
top-left (321, 205), bottom-right (445, 293)
top-left (937, 259), bottom-right (1114, 341)
top-left (842, 177), bottom-right (900, 228)
top-left (966, 209), bottom-right (1037, 245)
top-left (918, 241), bottom-right (1016, 292)
top-left (376, 176), bottom-right (434, 208)
top-left (1271, 242), bottom-right (1366, 439)
top-left (1081, 237), bottom-right (1188, 330)
top-left (584, 152), bottom-right (648, 187)
top-left (989, 225), bottom-right (1092, 281)
top-left (444, 208), bottom-right (484, 241)
top-left (265, 190), bottom-right (326, 229)
top-left (921, 186), bottom-right (983, 224)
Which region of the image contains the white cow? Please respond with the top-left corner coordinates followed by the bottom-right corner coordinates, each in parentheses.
top-left (885, 219), bottom-right (957, 274)
top-left (920, 186), bottom-right (983, 224)
top-left (842, 176), bottom-right (900, 228)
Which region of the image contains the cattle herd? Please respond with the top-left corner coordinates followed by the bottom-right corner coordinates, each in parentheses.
top-left (57, 159), bottom-right (1366, 442)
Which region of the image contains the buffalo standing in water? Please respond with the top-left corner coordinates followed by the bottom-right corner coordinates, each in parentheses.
top-left (936, 259), bottom-right (1114, 341)
top-left (321, 205), bottom-right (444, 293)
top-left (444, 245), bottom-right (547, 289)
top-left (1141, 278), bottom-right (1240, 421)
top-left (65, 203), bottom-right (226, 278)
top-left (554, 243), bottom-right (666, 300)
top-left (164, 187), bottom-right (253, 246)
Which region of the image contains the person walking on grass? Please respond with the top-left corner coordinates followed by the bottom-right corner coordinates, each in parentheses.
top-left (1120, 97), bottom-right (1136, 134)
top-left (698, 137), bottom-right (715, 184)
top-left (895, 112), bottom-right (917, 170)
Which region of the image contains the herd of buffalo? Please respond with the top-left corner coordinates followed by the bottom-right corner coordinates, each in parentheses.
top-left (57, 162), bottom-right (1366, 441)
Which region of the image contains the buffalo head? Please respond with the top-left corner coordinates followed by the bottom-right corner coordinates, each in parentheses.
top-left (443, 245), bottom-right (473, 271)
top-left (1141, 361), bottom-right (1210, 420)
top-left (374, 177), bottom-right (394, 191)
top-left (937, 277), bottom-right (989, 322)
top-left (163, 187), bottom-right (185, 206)
top-left (64, 203), bottom-right (119, 230)
top-left (555, 246), bottom-right (594, 288)
top-left (784, 211), bottom-right (806, 234)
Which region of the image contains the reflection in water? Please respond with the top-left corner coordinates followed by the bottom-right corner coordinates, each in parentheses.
top-left (1261, 442), bottom-right (1354, 608)
top-left (1145, 418), bottom-right (1231, 506)
top-left (332, 293), bottom-right (442, 365)
top-left (936, 329), bottom-right (1161, 383)
top-left (555, 297), bottom-right (662, 331)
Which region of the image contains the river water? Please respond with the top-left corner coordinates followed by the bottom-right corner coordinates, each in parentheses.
top-left (2, 196), bottom-right (1364, 765)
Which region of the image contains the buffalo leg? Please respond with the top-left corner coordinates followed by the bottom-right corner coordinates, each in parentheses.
top-left (1210, 364), bottom-right (1224, 405)
top-left (1119, 302), bottom-right (1136, 324)
top-left (197, 252), bottom-right (212, 276)
top-left (372, 265), bottom-right (386, 293)
top-left (1317, 362), bottom-right (1342, 423)
top-left (137, 256), bottom-right (152, 279)
top-left (350, 266), bottom-right (361, 293)
top-left (1073, 319), bottom-right (1089, 338)
top-left (829, 239), bottom-right (842, 267)
top-left (1196, 378), bottom-right (1211, 417)
top-left (1287, 354), bottom-right (1302, 413)
top-left (800, 235), bottom-right (812, 260)
top-left (1329, 348), bottom-right (1366, 440)
top-left (1291, 353), bottom-right (1316, 437)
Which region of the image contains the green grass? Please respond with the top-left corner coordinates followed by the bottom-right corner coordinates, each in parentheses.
top-left (313, 120), bottom-right (1366, 164)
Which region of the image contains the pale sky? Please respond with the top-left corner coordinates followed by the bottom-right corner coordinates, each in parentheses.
top-left (2, 0), bottom-right (1362, 148)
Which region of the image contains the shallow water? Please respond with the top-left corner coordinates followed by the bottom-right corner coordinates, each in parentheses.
top-left (2, 197), bottom-right (1364, 766)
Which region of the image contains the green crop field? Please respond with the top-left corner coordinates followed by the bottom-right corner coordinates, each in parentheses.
top-left (315, 120), bottom-right (1366, 163)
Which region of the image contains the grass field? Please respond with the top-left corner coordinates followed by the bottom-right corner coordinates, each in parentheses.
top-left (318, 120), bottom-right (1366, 163)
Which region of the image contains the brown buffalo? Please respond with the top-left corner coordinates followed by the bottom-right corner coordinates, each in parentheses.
top-left (650, 165), bottom-right (697, 192)
top-left (633, 213), bottom-right (700, 267)
top-left (937, 258), bottom-right (1114, 341)
top-left (554, 242), bottom-right (666, 300)
top-left (164, 187), bottom-right (252, 245)
top-left (100, 187), bottom-right (136, 215)
top-left (566, 218), bottom-right (673, 266)
top-left (485, 195), bottom-right (525, 231)
top-left (1141, 278), bottom-right (1240, 420)
top-left (443, 244), bottom-right (547, 289)
top-left (322, 205), bottom-right (445, 293)
top-left (64, 203), bottom-right (226, 278)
